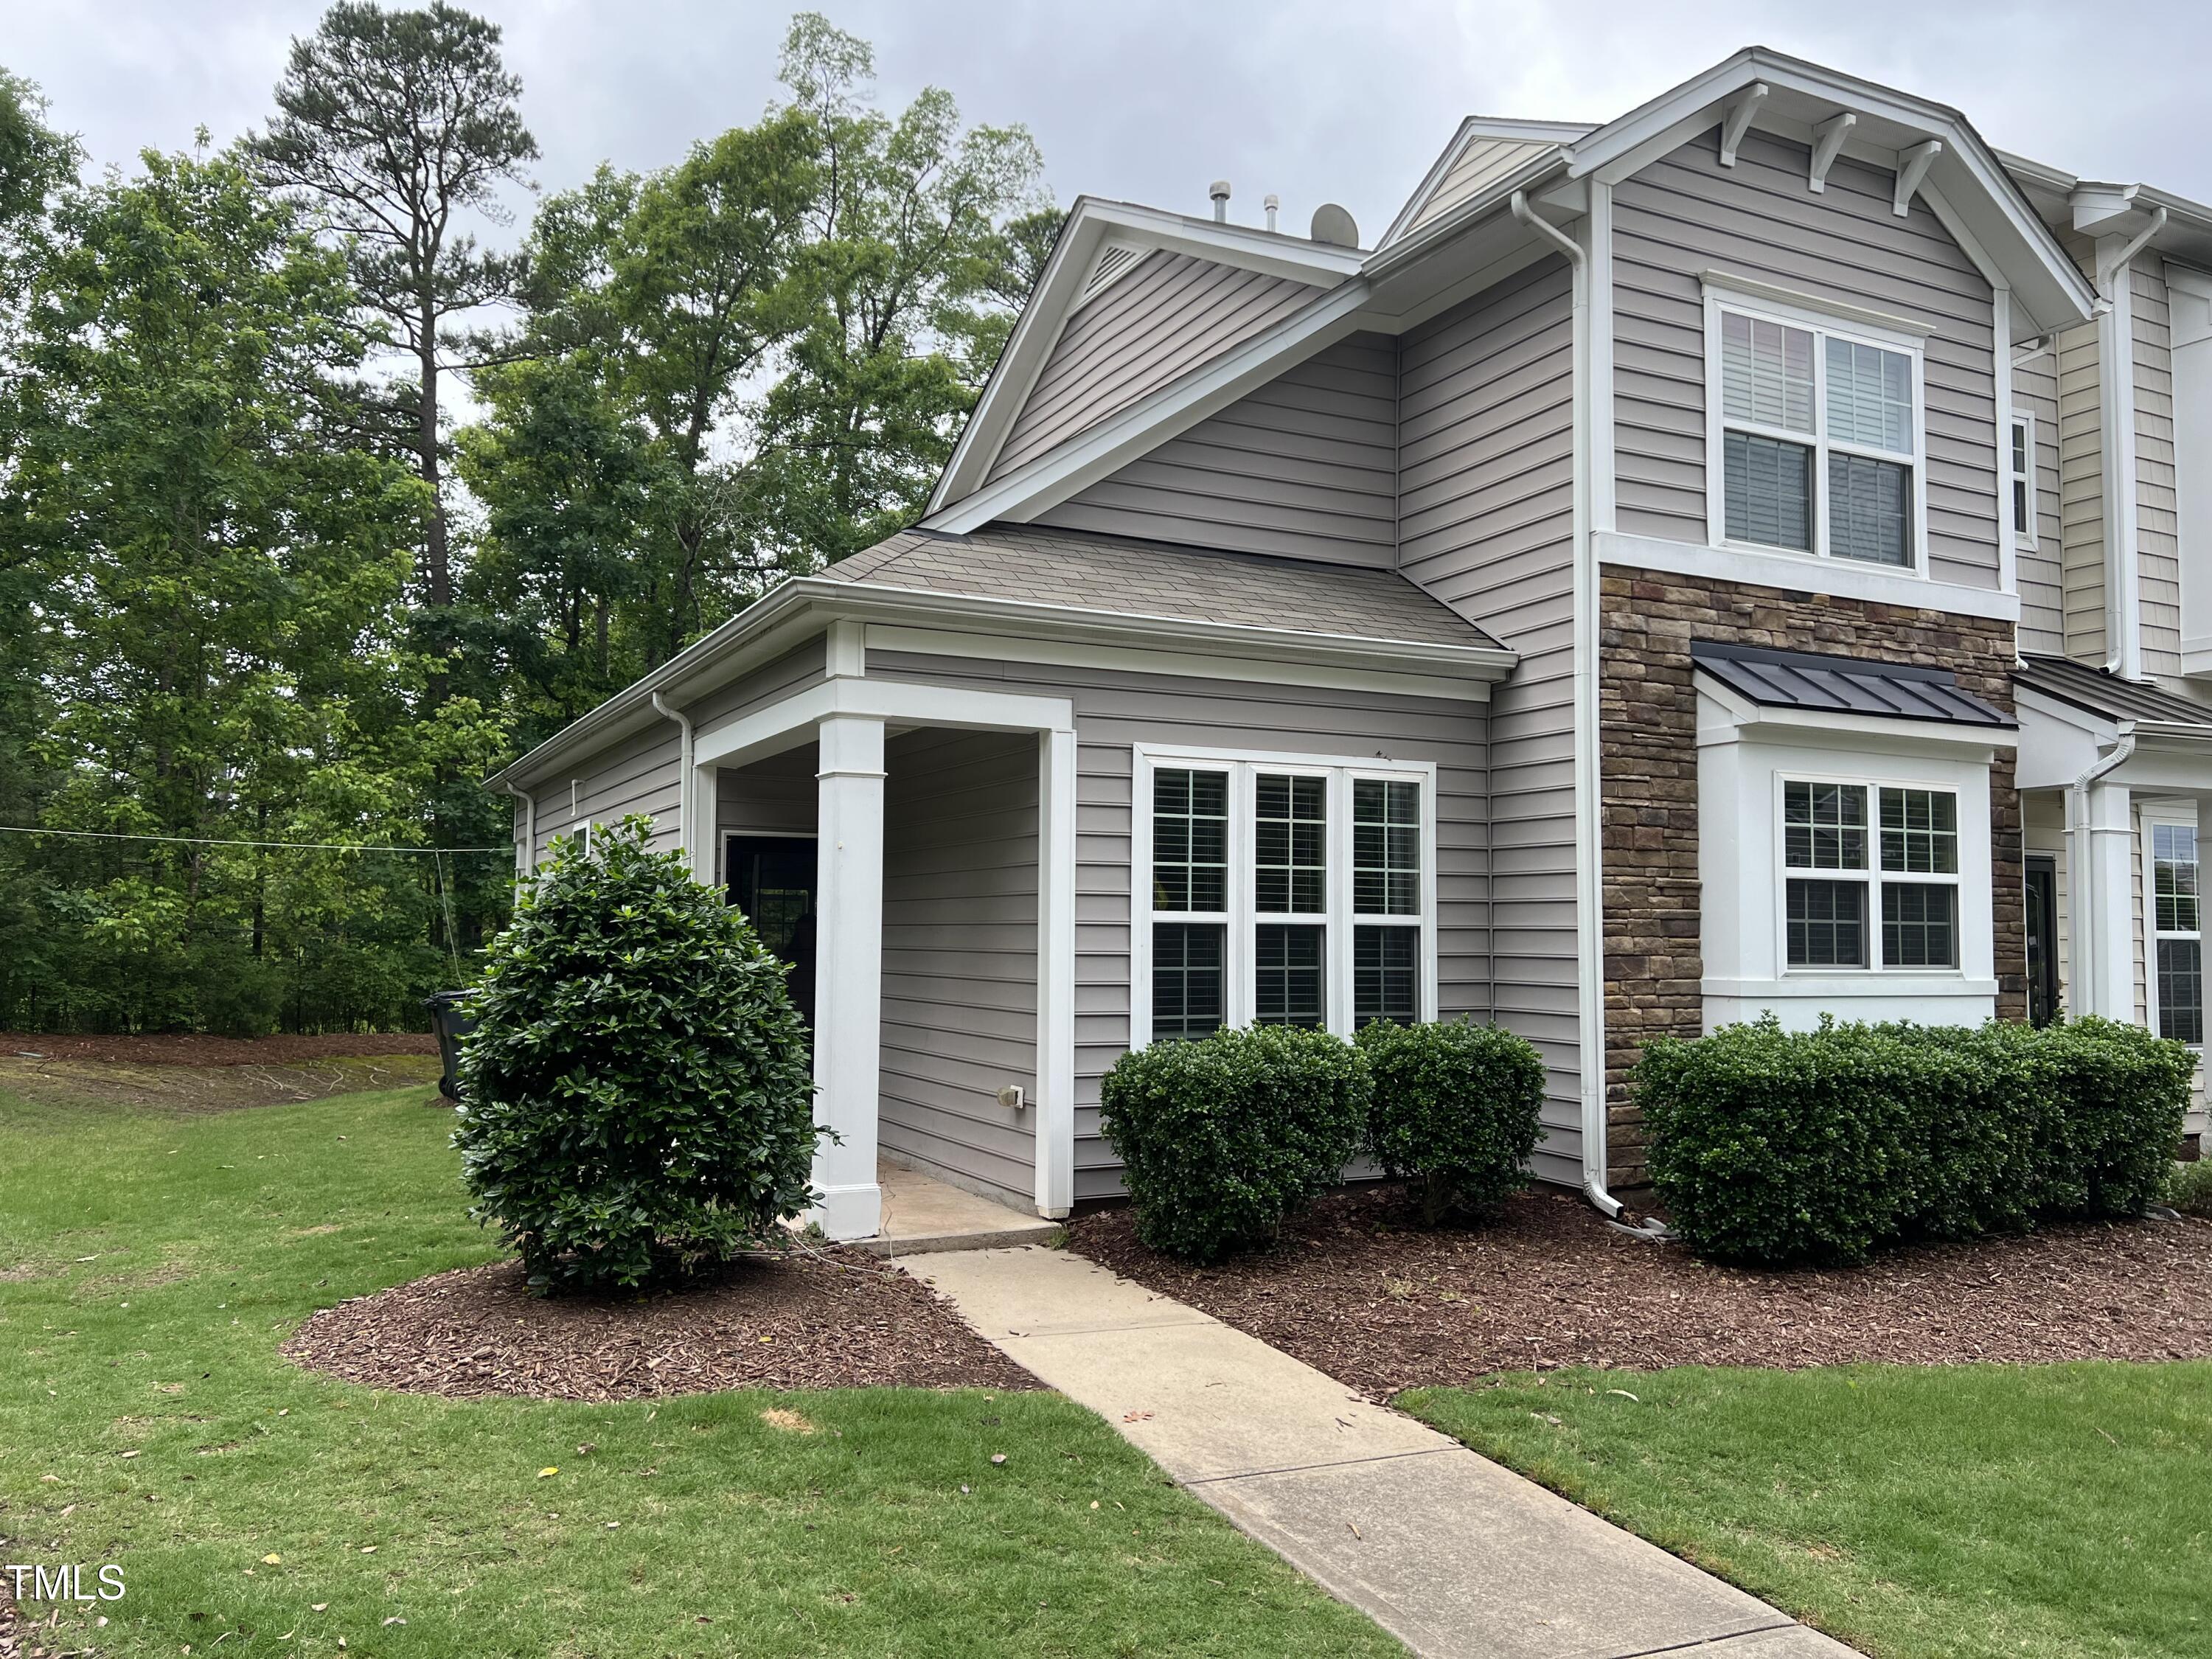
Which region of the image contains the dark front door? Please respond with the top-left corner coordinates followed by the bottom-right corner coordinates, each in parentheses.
top-left (2025, 855), bottom-right (2059, 1027)
top-left (726, 835), bottom-right (818, 1028)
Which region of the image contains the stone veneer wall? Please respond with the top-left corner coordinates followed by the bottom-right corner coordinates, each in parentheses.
top-left (1596, 565), bottom-right (2026, 1188)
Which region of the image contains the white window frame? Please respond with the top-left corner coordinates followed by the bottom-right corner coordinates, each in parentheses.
top-left (2009, 410), bottom-right (2039, 552)
top-left (2146, 813), bottom-right (2204, 1049)
top-left (1773, 772), bottom-right (1967, 979)
top-left (1702, 279), bottom-right (1931, 576)
top-left (1130, 742), bottom-right (1438, 1048)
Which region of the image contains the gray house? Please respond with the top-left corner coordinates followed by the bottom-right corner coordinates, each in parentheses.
top-left (486, 46), bottom-right (2212, 1242)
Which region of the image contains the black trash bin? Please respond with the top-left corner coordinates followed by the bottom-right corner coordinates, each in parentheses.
top-left (425, 990), bottom-right (476, 1103)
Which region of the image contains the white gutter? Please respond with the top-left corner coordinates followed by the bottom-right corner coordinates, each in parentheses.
top-left (650, 691), bottom-right (695, 869)
top-left (1512, 189), bottom-right (1651, 1230)
top-left (503, 783), bottom-right (537, 879)
top-left (2067, 719), bottom-right (2137, 1018)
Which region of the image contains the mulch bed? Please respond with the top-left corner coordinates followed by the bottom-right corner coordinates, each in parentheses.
top-left (284, 1250), bottom-right (1039, 1400)
top-left (0, 1030), bottom-right (435, 1065)
top-left (1067, 1184), bottom-right (2212, 1397)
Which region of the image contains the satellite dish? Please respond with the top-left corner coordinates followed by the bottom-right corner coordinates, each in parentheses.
top-left (1310, 203), bottom-right (1360, 248)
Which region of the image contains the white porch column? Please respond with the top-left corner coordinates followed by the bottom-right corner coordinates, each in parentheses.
top-left (808, 712), bottom-right (886, 1240)
top-left (2069, 779), bottom-right (2138, 1019)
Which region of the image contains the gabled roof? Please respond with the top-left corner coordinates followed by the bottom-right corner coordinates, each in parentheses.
top-left (927, 196), bottom-right (1364, 516)
top-left (1693, 641), bottom-right (2014, 728)
top-left (1378, 119), bottom-right (1596, 248)
top-left (2014, 656), bottom-right (2212, 729)
top-left (821, 525), bottom-right (1503, 652)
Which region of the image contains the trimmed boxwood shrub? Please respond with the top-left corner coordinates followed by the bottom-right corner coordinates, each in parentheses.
top-left (1100, 1025), bottom-right (1369, 1262)
top-left (1357, 1019), bottom-right (1545, 1223)
top-left (453, 816), bottom-right (821, 1292)
top-left (1637, 1014), bottom-right (2195, 1267)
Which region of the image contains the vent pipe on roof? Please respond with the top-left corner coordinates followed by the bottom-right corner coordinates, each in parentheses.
top-left (1263, 192), bottom-right (1279, 232)
top-left (1208, 179), bottom-right (1231, 222)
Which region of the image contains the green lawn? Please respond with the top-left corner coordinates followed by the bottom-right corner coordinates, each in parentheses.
top-left (0, 1084), bottom-right (1399, 1658)
top-left (1406, 1364), bottom-right (2212, 1659)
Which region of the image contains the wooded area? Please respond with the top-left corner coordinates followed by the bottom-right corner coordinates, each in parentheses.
top-left (0, 5), bottom-right (1054, 1035)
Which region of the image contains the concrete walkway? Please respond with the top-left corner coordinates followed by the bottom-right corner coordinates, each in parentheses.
top-left (908, 1245), bottom-right (1860, 1659)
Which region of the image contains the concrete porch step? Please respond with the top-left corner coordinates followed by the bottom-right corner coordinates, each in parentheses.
top-left (851, 1159), bottom-right (1064, 1256)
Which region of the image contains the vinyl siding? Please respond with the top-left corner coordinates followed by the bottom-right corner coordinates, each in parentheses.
top-left (864, 651), bottom-right (1492, 1203)
top-left (1393, 254), bottom-right (1583, 1180)
top-left (1402, 135), bottom-right (1557, 237)
top-left (2014, 347), bottom-right (2066, 655)
top-left (2057, 317), bottom-right (2108, 662)
top-left (878, 728), bottom-right (1040, 1206)
top-left (2131, 257), bottom-right (2184, 678)
top-left (526, 729), bottom-right (683, 866)
top-left (1610, 128), bottom-right (2002, 591)
top-left (1033, 333), bottom-right (1399, 566)
top-left (987, 250), bottom-right (1322, 483)
top-left (715, 743), bottom-right (818, 842)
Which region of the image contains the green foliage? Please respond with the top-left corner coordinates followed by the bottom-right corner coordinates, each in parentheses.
top-left (1357, 1019), bottom-right (1546, 1224)
top-left (250, 0), bottom-right (539, 609)
top-left (2164, 1156), bottom-right (2212, 1217)
top-left (453, 817), bottom-right (819, 1290)
top-left (1099, 1026), bottom-right (1370, 1262)
top-left (1636, 1015), bottom-right (2197, 1266)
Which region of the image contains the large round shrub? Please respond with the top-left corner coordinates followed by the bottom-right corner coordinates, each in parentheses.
top-left (1356, 1019), bottom-right (1545, 1223)
top-left (453, 815), bottom-right (820, 1292)
top-left (1100, 1025), bottom-right (1368, 1262)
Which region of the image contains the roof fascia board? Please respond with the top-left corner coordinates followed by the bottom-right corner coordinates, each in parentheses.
top-left (925, 277), bottom-right (1374, 532)
top-left (928, 198), bottom-right (1361, 516)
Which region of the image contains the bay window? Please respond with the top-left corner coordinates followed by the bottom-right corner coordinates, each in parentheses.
top-left (1705, 282), bottom-right (1927, 571)
top-left (2152, 821), bottom-right (2203, 1046)
top-left (1135, 747), bottom-right (1435, 1045)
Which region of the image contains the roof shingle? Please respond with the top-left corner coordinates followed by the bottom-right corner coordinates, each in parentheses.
top-left (817, 524), bottom-right (1503, 651)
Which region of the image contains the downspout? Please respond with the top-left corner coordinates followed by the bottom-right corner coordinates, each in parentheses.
top-left (2097, 206), bottom-right (2167, 678)
top-left (1514, 190), bottom-right (1656, 1233)
top-left (651, 692), bottom-right (695, 876)
top-left (2067, 720), bottom-right (2138, 1018)
top-left (503, 783), bottom-right (537, 880)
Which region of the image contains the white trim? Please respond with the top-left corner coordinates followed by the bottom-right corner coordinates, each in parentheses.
top-left (1702, 281), bottom-right (1931, 576)
top-left (1893, 140), bottom-right (1943, 218)
top-left (927, 278), bottom-right (1372, 533)
top-left (695, 677), bottom-right (1074, 769)
top-left (1994, 285), bottom-right (2019, 600)
top-left (1596, 531), bottom-right (2020, 622)
top-left (1590, 181), bottom-right (1618, 534)
top-left (807, 712), bottom-right (886, 1242)
top-left (1717, 82), bottom-right (1769, 169)
top-left (1129, 743), bottom-right (1438, 1048)
top-left (1809, 112), bottom-right (1856, 193)
top-left (1035, 727), bottom-right (1078, 1217)
top-left (2006, 397), bottom-right (2037, 560)
top-left (1700, 269), bottom-right (1935, 341)
top-left (2145, 808), bottom-right (2203, 1048)
top-left (2098, 235), bottom-right (2146, 679)
top-left (862, 622), bottom-right (1497, 704)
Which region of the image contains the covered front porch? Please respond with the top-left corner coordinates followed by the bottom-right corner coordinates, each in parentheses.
top-left (670, 632), bottom-right (1078, 1242)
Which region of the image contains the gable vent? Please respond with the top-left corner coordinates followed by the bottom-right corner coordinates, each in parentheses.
top-left (1081, 241), bottom-right (1144, 302)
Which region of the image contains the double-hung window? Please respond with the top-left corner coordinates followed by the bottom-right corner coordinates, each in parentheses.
top-left (1138, 748), bottom-right (1434, 1044)
top-left (2152, 821), bottom-right (2203, 1046)
top-left (1782, 778), bottom-right (1961, 971)
top-left (1708, 285), bottom-right (1927, 571)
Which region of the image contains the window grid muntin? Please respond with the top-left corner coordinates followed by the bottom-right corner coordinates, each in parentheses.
top-left (1255, 772), bottom-right (1328, 914)
top-left (1151, 768), bottom-right (1229, 914)
top-left (1137, 751), bottom-right (1431, 1045)
top-left (2152, 821), bottom-right (2202, 1046)
top-left (1152, 922), bottom-right (1227, 1041)
top-left (1778, 775), bottom-right (1964, 976)
top-left (1711, 296), bottom-right (1923, 573)
top-left (1353, 776), bottom-right (1422, 916)
top-left (1354, 925), bottom-right (1419, 1027)
top-left (1254, 922), bottom-right (1326, 1028)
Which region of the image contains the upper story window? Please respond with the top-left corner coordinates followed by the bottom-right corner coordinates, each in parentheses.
top-left (2152, 821), bottom-right (2202, 1046)
top-left (1781, 778), bottom-right (1961, 971)
top-left (1705, 283), bottom-right (1928, 573)
top-left (1137, 748), bottom-right (1434, 1045)
top-left (2009, 414), bottom-right (2037, 549)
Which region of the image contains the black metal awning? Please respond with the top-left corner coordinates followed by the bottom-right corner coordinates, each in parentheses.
top-left (1690, 640), bottom-right (2015, 728)
top-left (2013, 654), bottom-right (2212, 730)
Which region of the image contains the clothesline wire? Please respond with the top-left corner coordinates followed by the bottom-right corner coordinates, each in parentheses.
top-left (0, 824), bottom-right (511, 855)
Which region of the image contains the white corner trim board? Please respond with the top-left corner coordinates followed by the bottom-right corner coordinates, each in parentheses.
top-left (1596, 531), bottom-right (2022, 622)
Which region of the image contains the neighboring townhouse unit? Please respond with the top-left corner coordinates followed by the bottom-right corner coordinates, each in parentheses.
top-left (486, 46), bottom-right (2211, 1242)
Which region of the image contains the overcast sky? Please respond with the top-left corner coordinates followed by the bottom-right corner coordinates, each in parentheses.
top-left (7, 1), bottom-right (2206, 251)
